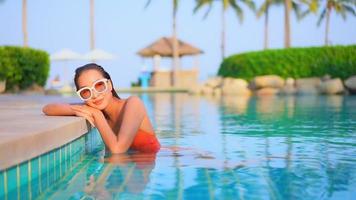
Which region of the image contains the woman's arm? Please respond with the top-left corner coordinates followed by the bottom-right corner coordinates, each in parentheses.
top-left (42, 103), bottom-right (76, 116)
top-left (43, 103), bottom-right (95, 126)
top-left (90, 96), bottom-right (146, 154)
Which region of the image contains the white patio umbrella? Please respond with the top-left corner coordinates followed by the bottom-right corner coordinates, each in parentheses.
top-left (50, 48), bottom-right (82, 61)
top-left (83, 49), bottom-right (115, 61)
top-left (50, 49), bottom-right (82, 91)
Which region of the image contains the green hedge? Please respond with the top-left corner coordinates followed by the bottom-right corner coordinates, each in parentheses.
top-left (0, 46), bottom-right (50, 91)
top-left (218, 45), bottom-right (356, 80)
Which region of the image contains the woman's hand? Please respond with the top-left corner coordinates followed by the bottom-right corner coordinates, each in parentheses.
top-left (70, 105), bottom-right (101, 127)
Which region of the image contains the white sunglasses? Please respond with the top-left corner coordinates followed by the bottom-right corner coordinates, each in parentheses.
top-left (76, 78), bottom-right (109, 101)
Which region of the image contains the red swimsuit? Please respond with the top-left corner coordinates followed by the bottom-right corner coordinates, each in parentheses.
top-left (130, 129), bottom-right (161, 153)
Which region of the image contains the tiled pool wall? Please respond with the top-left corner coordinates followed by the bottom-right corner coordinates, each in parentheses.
top-left (0, 128), bottom-right (102, 200)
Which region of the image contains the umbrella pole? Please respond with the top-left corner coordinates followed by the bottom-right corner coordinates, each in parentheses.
top-left (63, 60), bottom-right (70, 88)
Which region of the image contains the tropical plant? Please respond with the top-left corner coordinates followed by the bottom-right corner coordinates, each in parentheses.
top-left (0, 46), bottom-right (50, 91)
top-left (283, 0), bottom-right (306, 48)
top-left (316, 0), bottom-right (355, 46)
top-left (90, 0), bottom-right (95, 50)
top-left (194, 0), bottom-right (255, 59)
top-left (257, 0), bottom-right (304, 49)
top-left (22, 0), bottom-right (28, 47)
top-left (1, 0), bottom-right (29, 46)
top-left (257, 0), bottom-right (286, 49)
top-left (218, 45), bottom-right (356, 80)
top-left (284, 0), bottom-right (292, 48)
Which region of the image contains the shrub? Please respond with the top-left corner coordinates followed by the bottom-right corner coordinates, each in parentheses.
top-left (0, 46), bottom-right (50, 91)
top-left (218, 45), bottom-right (356, 80)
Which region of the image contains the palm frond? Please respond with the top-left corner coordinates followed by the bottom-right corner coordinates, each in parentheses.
top-left (340, 8), bottom-right (347, 19)
top-left (309, 0), bottom-right (319, 13)
top-left (193, 0), bottom-right (213, 20)
top-left (317, 7), bottom-right (327, 26)
top-left (230, 1), bottom-right (244, 24)
top-left (203, 3), bottom-right (214, 19)
top-left (194, 0), bottom-right (205, 13)
top-left (292, 2), bottom-right (303, 20)
top-left (144, 0), bottom-right (152, 9)
top-left (173, 0), bottom-right (179, 11)
top-left (223, 0), bottom-right (229, 10)
top-left (343, 4), bottom-right (356, 16)
top-left (334, 3), bottom-right (343, 12)
top-left (257, 1), bottom-right (269, 18)
top-left (340, 0), bottom-right (356, 5)
top-left (300, 9), bottom-right (311, 19)
top-left (274, 0), bottom-right (284, 4)
top-left (240, 0), bottom-right (256, 11)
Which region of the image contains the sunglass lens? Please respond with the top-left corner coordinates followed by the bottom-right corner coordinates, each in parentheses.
top-left (80, 89), bottom-right (91, 100)
top-left (95, 81), bottom-right (107, 92)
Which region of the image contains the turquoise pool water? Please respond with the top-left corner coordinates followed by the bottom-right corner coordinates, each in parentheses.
top-left (1, 94), bottom-right (356, 199)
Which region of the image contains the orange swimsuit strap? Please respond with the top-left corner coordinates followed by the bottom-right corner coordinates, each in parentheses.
top-left (130, 129), bottom-right (161, 153)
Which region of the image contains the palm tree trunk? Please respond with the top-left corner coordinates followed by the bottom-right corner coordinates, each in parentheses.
top-left (221, 5), bottom-right (226, 59)
top-left (172, 3), bottom-right (179, 87)
top-left (22, 0), bottom-right (28, 47)
top-left (90, 0), bottom-right (95, 50)
top-left (325, 8), bottom-right (331, 46)
top-left (264, 2), bottom-right (269, 49)
top-left (284, 0), bottom-right (291, 48)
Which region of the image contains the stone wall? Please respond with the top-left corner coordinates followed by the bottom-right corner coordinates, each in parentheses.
top-left (150, 69), bottom-right (199, 89)
top-left (190, 75), bottom-right (356, 96)
top-left (150, 71), bottom-right (171, 88)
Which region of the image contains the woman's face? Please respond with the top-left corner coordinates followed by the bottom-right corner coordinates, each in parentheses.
top-left (76, 69), bottom-right (113, 110)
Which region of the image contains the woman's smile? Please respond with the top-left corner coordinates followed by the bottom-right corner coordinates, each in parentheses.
top-left (93, 97), bottom-right (104, 106)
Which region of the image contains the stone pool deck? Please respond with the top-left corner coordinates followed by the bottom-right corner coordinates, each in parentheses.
top-left (0, 94), bottom-right (91, 170)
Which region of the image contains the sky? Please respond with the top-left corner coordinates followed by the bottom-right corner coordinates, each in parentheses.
top-left (0, 0), bottom-right (355, 88)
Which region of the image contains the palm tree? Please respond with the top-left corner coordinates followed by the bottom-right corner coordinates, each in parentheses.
top-left (257, 0), bottom-right (279, 49)
top-left (22, 0), bottom-right (28, 47)
top-left (171, 0), bottom-right (179, 87)
top-left (90, 0), bottom-right (95, 50)
top-left (1, 0), bottom-right (29, 46)
top-left (317, 0), bottom-right (355, 46)
top-left (283, 0), bottom-right (306, 48)
top-left (284, 0), bottom-right (292, 48)
top-left (194, 0), bottom-right (255, 59)
top-left (145, 0), bottom-right (180, 87)
top-left (258, 0), bottom-right (302, 49)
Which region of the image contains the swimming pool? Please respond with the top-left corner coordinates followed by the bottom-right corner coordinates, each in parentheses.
top-left (1, 93), bottom-right (356, 199)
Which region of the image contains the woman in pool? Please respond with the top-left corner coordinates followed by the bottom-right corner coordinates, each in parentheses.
top-left (42, 63), bottom-right (160, 154)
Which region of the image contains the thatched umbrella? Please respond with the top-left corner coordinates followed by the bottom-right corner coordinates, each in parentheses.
top-left (137, 37), bottom-right (203, 58)
top-left (138, 37), bottom-right (203, 73)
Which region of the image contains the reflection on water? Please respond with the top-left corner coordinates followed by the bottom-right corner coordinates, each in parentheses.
top-left (82, 152), bottom-right (157, 199)
top-left (5, 93), bottom-right (355, 199)
top-left (144, 93), bottom-right (356, 199)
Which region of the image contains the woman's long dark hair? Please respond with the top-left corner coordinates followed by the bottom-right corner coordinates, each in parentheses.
top-left (74, 63), bottom-right (120, 99)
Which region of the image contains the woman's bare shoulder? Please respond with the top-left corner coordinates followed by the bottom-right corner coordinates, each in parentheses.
top-left (126, 95), bottom-right (142, 103)
top-left (125, 96), bottom-right (145, 108)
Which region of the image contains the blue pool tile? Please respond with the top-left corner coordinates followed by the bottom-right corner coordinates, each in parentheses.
top-left (0, 172), bottom-right (4, 198)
